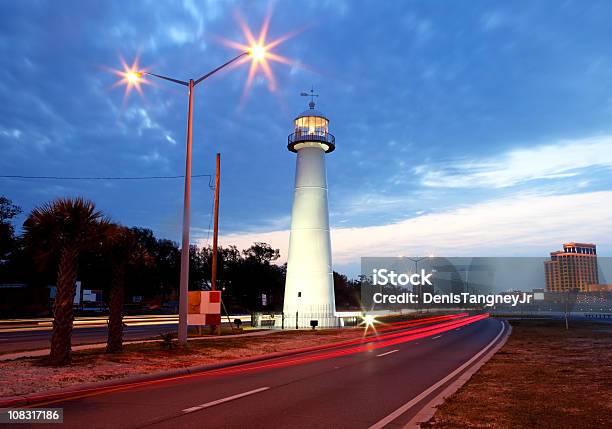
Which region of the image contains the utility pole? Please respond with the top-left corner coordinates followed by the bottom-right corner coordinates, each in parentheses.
top-left (211, 153), bottom-right (221, 335)
top-left (211, 153), bottom-right (221, 292)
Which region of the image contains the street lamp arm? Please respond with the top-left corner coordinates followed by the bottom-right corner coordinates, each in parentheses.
top-left (194, 51), bottom-right (249, 86)
top-left (144, 72), bottom-right (189, 86)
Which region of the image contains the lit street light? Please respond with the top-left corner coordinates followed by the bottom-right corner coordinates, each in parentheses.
top-left (135, 51), bottom-right (249, 345)
top-left (112, 16), bottom-right (295, 345)
top-left (125, 71), bottom-right (142, 85)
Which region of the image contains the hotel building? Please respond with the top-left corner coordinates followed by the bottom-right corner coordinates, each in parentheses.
top-left (544, 243), bottom-right (599, 292)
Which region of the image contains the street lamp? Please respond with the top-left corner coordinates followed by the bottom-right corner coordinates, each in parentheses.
top-left (138, 51), bottom-right (249, 344)
top-left (118, 49), bottom-right (264, 345)
top-left (113, 16), bottom-right (295, 345)
top-left (406, 256), bottom-right (430, 312)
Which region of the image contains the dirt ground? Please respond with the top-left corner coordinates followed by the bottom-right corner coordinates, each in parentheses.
top-left (422, 319), bottom-right (612, 429)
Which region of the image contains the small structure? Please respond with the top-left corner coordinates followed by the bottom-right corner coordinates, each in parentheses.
top-left (188, 291), bottom-right (221, 326)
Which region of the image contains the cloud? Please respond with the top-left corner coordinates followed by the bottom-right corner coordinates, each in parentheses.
top-left (124, 107), bottom-right (175, 142)
top-left (219, 190), bottom-right (612, 267)
top-left (167, 27), bottom-right (192, 45)
top-left (0, 127), bottom-right (22, 139)
top-left (402, 13), bottom-right (435, 44)
top-left (165, 134), bottom-right (177, 145)
top-left (481, 11), bottom-right (506, 31)
top-left (415, 136), bottom-right (612, 188)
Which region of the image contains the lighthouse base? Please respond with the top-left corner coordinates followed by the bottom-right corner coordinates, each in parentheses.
top-left (276, 305), bottom-right (339, 329)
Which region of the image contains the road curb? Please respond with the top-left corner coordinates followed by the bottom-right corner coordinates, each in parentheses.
top-left (404, 320), bottom-right (513, 428)
top-left (0, 329), bottom-right (276, 361)
top-left (0, 325), bottom-right (398, 408)
top-left (0, 335), bottom-right (345, 407)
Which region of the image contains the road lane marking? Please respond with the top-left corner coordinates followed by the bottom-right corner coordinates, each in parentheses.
top-left (376, 349), bottom-right (399, 357)
top-left (181, 387), bottom-right (270, 413)
top-left (431, 335), bottom-right (442, 339)
top-left (369, 321), bottom-right (505, 429)
top-left (455, 328), bottom-right (461, 331)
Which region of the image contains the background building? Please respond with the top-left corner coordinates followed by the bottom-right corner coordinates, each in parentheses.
top-left (545, 243), bottom-right (598, 292)
top-left (587, 284), bottom-right (612, 292)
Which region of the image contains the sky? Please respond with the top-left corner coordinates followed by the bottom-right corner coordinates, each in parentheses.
top-left (1, 0), bottom-right (612, 276)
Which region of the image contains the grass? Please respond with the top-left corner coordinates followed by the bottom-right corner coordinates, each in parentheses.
top-left (422, 319), bottom-right (612, 429)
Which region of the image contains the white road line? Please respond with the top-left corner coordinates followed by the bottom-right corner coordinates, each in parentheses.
top-left (455, 328), bottom-right (461, 331)
top-left (376, 349), bottom-right (399, 357)
top-left (182, 387), bottom-right (270, 413)
top-left (431, 335), bottom-right (442, 340)
top-left (369, 321), bottom-right (506, 429)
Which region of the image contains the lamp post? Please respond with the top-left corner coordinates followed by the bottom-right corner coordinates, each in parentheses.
top-left (406, 256), bottom-right (427, 312)
top-left (130, 51), bottom-right (253, 344)
top-left (116, 15), bottom-right (293, 345)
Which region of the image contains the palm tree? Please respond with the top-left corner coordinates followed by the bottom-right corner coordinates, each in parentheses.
top-left (105, 225), bottom-right (151, 353)
top-left (23, 197), bottom-right (108, 365)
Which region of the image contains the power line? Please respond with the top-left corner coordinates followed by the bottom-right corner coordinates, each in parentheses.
top-left (1, 173), bottom-right (215, 189)
top-left (0, 174), bottom-right (212, 180)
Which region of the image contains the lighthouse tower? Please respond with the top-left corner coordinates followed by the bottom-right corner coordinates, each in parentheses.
top-left (283, 92), bottom-right (337, 328)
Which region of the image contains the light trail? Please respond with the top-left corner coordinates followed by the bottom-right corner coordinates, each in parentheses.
top-left (8, 313), bottom-right (486, 407)
top-left (193, 314), bottom-right (489, 378)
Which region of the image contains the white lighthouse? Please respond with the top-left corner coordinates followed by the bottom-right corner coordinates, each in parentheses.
top-left (283, 93), bottom-right (338, 328)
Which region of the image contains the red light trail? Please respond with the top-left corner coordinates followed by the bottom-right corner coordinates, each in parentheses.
top-left (195, 314), bottom-right (489, 378)
top-left (6, 313), bottom-right (488, 407)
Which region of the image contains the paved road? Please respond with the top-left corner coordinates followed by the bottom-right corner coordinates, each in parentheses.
top-left (0, 324), bottom-right (176, 353)
top-left (12, 316), bottom-right (506, 429)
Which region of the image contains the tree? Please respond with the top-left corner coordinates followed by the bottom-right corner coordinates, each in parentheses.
top-left (242, 242), bottom-right (280, 264)
top-left (23, 197), bottom-right (108, 365)
top-left (0, 196), bottom-right (21, 223)
top-left (104, 224), bottom-right (151, 353)
top-left (234, 243), bottom-right (284, 310)
top-left (0, 196), bottom-right (22, 263)
top-left (333, 272), bottom-right (361, 310)
top-left (189, 244), bottom-right (211, 290)
top-left (120, 228), bottom-right (180, 303)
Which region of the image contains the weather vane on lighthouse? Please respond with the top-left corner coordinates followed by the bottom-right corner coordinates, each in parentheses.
top-left (300, 87), bottom-right (319, 109)
top-left (282, 90), bottom-right (337, 328)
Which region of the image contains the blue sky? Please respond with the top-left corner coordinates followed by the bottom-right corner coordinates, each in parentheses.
top-left (1, 0), bottom-right (612, 274)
